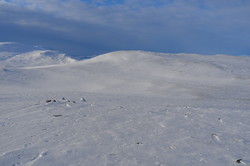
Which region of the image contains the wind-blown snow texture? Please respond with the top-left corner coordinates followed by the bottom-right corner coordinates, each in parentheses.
top-left (0, 43), bottom-right (250, 166)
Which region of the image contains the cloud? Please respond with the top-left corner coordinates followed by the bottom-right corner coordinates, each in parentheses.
top-left (0, 0), bottom-right (250, 57)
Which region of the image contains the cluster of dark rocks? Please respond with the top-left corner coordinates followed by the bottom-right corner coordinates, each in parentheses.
top-left (45, 97), bottom-right (87, 104)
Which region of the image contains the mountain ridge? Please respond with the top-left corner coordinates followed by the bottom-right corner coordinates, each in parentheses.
top-left (1, 48), bottom-right (249, 99)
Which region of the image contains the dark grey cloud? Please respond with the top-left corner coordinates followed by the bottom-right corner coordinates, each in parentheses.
top-left (0, 0), bottom-right (250, 57)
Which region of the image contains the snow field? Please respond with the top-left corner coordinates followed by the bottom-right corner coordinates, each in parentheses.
top-left (0, 93), bottom-right (250, 166)
top-left (0, 46), bottom-right (250, 165)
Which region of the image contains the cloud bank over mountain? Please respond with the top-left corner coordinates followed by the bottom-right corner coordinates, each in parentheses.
top-left (1, 0), bottom-right (250, 57)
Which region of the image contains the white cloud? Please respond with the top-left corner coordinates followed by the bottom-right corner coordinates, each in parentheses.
top-left (2, 0), bottom-right (250, 28)
top-left (0, 42), bottom-right (16, 46)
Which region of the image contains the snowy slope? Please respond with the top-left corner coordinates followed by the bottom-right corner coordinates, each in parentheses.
top-left (0, 49), bottom-right (250, 166)
top-left (1, 51), bottom-right (249, 98)
top-left (0, 42), bottom-right (76, 67)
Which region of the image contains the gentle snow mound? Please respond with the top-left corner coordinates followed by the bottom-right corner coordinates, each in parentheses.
top-left (85, 51), bottom-right (160, 64)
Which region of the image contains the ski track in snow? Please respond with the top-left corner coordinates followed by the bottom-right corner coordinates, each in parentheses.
top-left (0, 49), bottom-right (250, 166)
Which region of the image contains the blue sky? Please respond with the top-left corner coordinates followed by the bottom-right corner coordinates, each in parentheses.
top-left (0, 0), bottom-right (250, 57)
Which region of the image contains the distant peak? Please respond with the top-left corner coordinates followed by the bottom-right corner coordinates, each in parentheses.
top-left (0, 43), bottom-right (76, 67)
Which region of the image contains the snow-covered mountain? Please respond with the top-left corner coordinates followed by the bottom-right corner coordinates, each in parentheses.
top-left (1, 50), bottom-right (249, 98)
top-left (0, 45), bottom-right (250, 166)
top-left (0, 42), bottom-right (76, 67)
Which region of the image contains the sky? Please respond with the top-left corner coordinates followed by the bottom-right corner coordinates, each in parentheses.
top-left (0, 0), bottom-right (250, 58)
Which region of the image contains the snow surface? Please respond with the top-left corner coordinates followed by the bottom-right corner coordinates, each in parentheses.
top-left (0, 47), bottom-right (250, 166)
